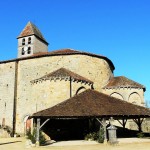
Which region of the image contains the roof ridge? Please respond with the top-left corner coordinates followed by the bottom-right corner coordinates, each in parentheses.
top-left (31, 67), bottom-right (93, 84)
top-left (30, 89), bottom-right (150, 118)
top-left (28, 21), bottom-right (35, 34)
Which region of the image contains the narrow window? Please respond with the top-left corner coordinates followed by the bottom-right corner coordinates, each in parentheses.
top-left (28, 37), bottom-right (31, 44)
top-left (22, 38), bottom-right (25, 45)
top-left (22, 48), bottom-right (25, 55)
top-left (28, 47), bottom-right (31, 54)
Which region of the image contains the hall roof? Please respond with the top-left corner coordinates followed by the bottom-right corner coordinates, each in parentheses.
top-left (30, 89), bottom-right (150, 119)
top-left (103, 76), bottom-right (146, 91)
top-left (31, 68), bottom-right (93, 85)
top-left (17, 21), bottom-right (48, 45)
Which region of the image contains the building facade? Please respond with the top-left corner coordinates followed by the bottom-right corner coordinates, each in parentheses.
top-left (0, 22), bottom-right (146, 136)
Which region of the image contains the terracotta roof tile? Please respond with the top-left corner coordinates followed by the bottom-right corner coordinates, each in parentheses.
top-left (17, 21), bottom-right (48, 44)
top-left (0, 49), bottom-right (115, 70)
top-left (103, 76), bottom-right (145, 91)
top-left (31, 68), bottom-right (93, 84)
top-left (31, 89), bottom-right (150, 119)
top-left (21, 49), bottom-right (115, 70)
top-left (31, 49), bottom-right (79, 57)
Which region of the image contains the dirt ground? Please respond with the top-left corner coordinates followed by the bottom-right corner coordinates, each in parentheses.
top-left (0, 137), bottom-right (150, 150)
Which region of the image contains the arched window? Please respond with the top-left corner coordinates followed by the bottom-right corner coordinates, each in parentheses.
top-left (28, 47), bottom-right (31, 54)
top-left (22, 38), bottom-right (25, 45)
top-left (22, 48), bottom-right (25, 55)
top-left (128, 92), bottom-right (141, 105)
top-left (110, 92), bottom-right (124, 100)
top-left (76, 86), bottom-right (86, 95)
top-left (28, 37), bottom-right (31, 44)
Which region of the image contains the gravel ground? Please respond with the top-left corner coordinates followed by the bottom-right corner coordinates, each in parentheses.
top-left (0, 137), bottom-right (150, 150)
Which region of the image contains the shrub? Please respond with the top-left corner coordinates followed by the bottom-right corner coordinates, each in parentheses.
top-left (98, 127), bottom-right (104, 143)
top-left (84, 132), bottom-right (99, 141)
top-left (26, 128), bottom-right (46, 145)
top-left (137, 132), bottom-right (145, 138)
top-left (84, 128), bottom-right (104, 143)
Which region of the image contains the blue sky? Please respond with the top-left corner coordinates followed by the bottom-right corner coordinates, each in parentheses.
top-left (0, 0), bottom-right (150, 106)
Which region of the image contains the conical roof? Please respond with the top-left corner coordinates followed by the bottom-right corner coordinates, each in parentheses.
top-left (17, 21), bottom-right (48, 44)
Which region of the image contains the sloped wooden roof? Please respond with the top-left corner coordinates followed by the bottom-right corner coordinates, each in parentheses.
top-left (31, 68), bottom-right (93, 84)
top-left (103, 76), bottom-right (146, 91)
top-left (31, 89), bottom-right (150, 119)
top-left (17, 21), bottom-right (48, 44)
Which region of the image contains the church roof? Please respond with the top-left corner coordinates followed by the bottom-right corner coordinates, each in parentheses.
top-left (17, 21), bottom-right (48, 44)
top-left (103, 76), bottom-right (146, 91)
top-left (29, 49), bottom-right (115, 70)
top-left (0, 49), bottom-right (115, 70)
top-left (30, 89), bottom-right (150, 119)
top-left (32, 49), bottom-right (80, 56)
top-left (31, 67), bottom-right (93, 85)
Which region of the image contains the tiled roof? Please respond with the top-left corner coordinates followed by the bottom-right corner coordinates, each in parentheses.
top-left (0, 49), bottom-right (115, 70)
top-left (26, 49), bottom-right (115, 70)
top-left (31, 89), bottom-right (150, 119)
top-left (17, 21), bottom-right (48, 44)
top-left (31, 49), bottom-right (79, 57)
top-left (103, 76), bottom-right (145, 91)
top-left (31, 68), bottom-right (93, 84)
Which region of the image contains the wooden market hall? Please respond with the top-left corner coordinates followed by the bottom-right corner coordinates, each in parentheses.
top-left (29, 89), bottom-right (150, 144)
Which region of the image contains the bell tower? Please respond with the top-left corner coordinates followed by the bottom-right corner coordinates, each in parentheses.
top-left (17, 22), bottom-right (48, 58)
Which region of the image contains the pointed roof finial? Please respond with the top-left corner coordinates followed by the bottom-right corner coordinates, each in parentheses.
top-left (17, 21), bottom-right (48, 45)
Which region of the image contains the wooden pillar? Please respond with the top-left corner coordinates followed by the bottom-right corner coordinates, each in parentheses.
top-left (137, 118), bottom-right (143, 132)
top-left (133, 118), bottom-right (144, 132)
top-left (122, 118), bottom-right (127, 129)
top-left (36, 118), bottom-right (40, 146)
top-left (117, 118), bottom-right (127, 129)
top-left (103, 118), bottom-right (107, 144)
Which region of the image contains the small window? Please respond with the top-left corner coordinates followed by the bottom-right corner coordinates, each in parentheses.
top-left (28, 37), bottom-right (31, 44)
top-left (22, 48), bottom-right (25, 55)
top-left (28, 47), bottom-right (31, 54)
top-left (22, 38), bottom-right (25, 45)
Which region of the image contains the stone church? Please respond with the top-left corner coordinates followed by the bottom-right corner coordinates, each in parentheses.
top-left (0, 22), bottom-right (146, 137)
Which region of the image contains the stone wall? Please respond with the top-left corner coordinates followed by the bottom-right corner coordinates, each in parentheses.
top-left (34, 36), bottom-right (48, 53)
top-left (0, 62), bottom-right (16, 129)
top-left (128, 118), bottom-right (150, 132)
top-left (15, 54), bottom-right (113, 134)
top-left (102, 88), bottom-right (145, 106)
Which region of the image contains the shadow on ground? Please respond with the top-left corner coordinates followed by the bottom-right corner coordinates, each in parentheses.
top-left (0, 141), bottom-right (22, 145)
top-left (116, 126), bottom-right (150, 138)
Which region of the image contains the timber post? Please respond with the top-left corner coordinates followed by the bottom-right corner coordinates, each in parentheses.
top-left (103, 118), bottom-right (107, 144)
top-left (36, 118), bottom-right (40, 147)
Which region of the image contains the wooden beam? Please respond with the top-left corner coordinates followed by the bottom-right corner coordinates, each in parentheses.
top-left (102, 118), bottom-right (107, 144)
top-left (122, 118), bottom-right (127, 128)
top-left (96, 118), bottom-right (103, 126)
top-left (96, 118), bottom-right (108, 143)
top-left (133, 118), bottom-right (144, 132)
top-left (36, 118), bottom-right (40, 147)
top-left (117, 118), bottom-right (127, 128)
top-left (40, 119), bottom-right (50, 130)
